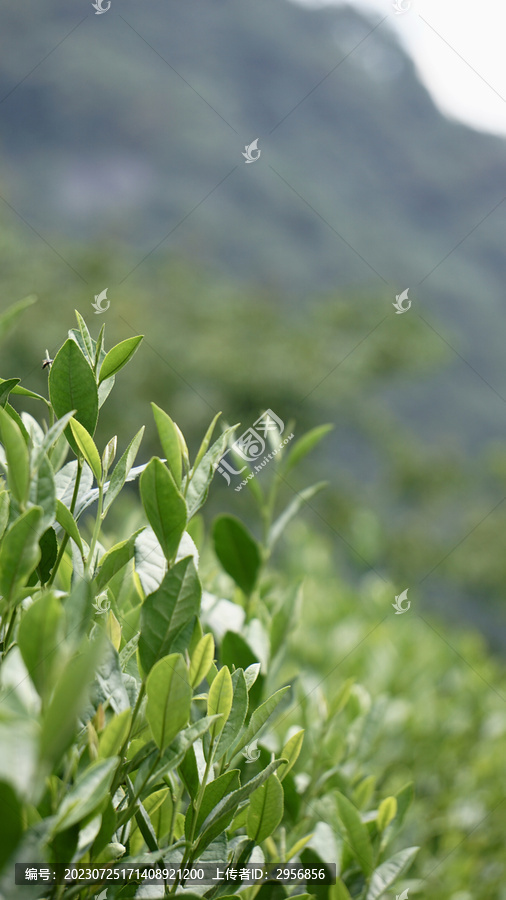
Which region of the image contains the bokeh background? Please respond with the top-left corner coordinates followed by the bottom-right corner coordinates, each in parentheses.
top-left (1, 1), bottom-right (506, 896)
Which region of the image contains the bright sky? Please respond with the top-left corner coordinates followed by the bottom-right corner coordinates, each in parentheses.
top-left (293, 0), bottom-right (506, 137)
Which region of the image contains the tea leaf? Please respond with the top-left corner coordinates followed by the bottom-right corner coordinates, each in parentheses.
top-left (140, 457), bottom-right (187, 563)
top-left (0, 405), bottom-right (30, 504)
top-left (0, 378), bottom-right (20, 408)
top-left (55, 499), bottom-right (84, 558)
top-left (99, 335), bottom-right (143, 383)
top-left (0, 507), bottom-right (43, 607)
top-left (139, 556), bottom-right (201, 674)
top-left (268, 482), bottom-right (327, 549)
top-left (151, 403), bottom-right (182, 487)
top-left (335, 791), bottom-right (374, 877)
top-left (207, 664), bottom-right (233, 739)
top-left (52, 758), bottom-right (118, 833)
top-left (69, 418), bottom-right (102, 483)
top-left (212, 515), bottom-right (261, 595)
top-left (103, 427), bottom-right (145, 513)
top-left (189, 632), bottom-right (215, 688)
top-left (281, 424), bottom-right (333, 474)
top-left (49, 338), bottom-right (99, 440)
top-left (365, 847), bottom-right (419, 900)
top-left (278, 729), bottom-right (304, 781)
top-left (247, 774), bottom-right (284, 842)
top-left (146, 653), bottom-right (191, 750)
top-left (0, 295), bottom-right (37, 343)
top-left (377, 796), bottom-right (397, 831)
top-left (18, 592), bottom-right (64, 699)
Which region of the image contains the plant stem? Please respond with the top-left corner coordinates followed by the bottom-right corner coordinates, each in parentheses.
top-left (111, 682), bottom-right (146, 794)
top-left (116, 750), bottom-right (161, 831)
top-left (2, 606), bottom-right (18, 655)
top-left (84, 481), bottom-right (103, 578)
top-left (48, 457), bottom-right (83, 586)
top-left (170, 739), bottom-right (215, 894)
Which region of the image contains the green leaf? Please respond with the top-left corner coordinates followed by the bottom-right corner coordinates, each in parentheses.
top-left (194, 758), bottom-right (285, 857)
top-left (268, 482), bottom-right (327, 549)
top-left (278, 729), bottom-right (304, 781)
top-left (330, 881), bottom-right (353, 900)
top-left (36, 527), bottom-right (57, 585)
top-left (31, 411), bottom-right (76, 472)
top-left (212, 515), bottom-right (261, 595)
top-left (18, 592), bottom-right (64, 698)
top-left (63, 578), bottom-right (94, 648)
top-left (69, 418), bottom-right (102, 483)
top-left (247, 774), bottom-right (284, 843)
top-left (140, 457), bottom-right (187, 562)
top-left (0, 295), bottom-right (37, 343)
top-left (136, 716), bottom-right (219, 790)
top-left (270, 582), bottom-right (303, 660)
top-left (151, 790), bottom-right (174, 842)
top-left (229, 686), bottom-right (290, 761)
top-left (0, 781), bottom-right (22, 869)
top-left (365, 847), bottom-right (419, 900)
top-left (129, 787), bottom-right (169, 854)
top-left (0, 378), bottom-right (20, 408)
top-left (29, 453), bottom-right (56, 532)
top-left (55, 498), bottom-right (85, 558)
top-left (281, 425), bottom-right (333, 474)
top-left (394, 782), bottom-right (414, 830)
top-left (99, 335), bottom-right (143, 383)
top-left (146, 653), bottom-right (191, 750)
top-left (0, 718), bottom-right (39, 799)
top-left (134, 525), bottom-right (166, 595)
top-left (0, 507), bottom-right (43, 607)
top-left (377, 797), bottom-right (397, 832)
top-left (104, 427), bottom-right (144, 513)
top-left (189, 632), bottom-right (215, 688)
top-left (49, 338), bottom-right (99, 441)
top-left (40, 635), bottom-right (104, 768)
top-left (207, 665), bottom-right (233, 739)
top-left (74, 310), bottom-right (94, 363)
top-left (215, 669), bottom-right (248, 760)
top-left (335, 792), bottom-right (374, 877)
top-left (0, 490), bottom-right (9, 540)
top-left (3, 403), bottom-right (30, 443)
top-left (98, 709), bottom-right (132, 759)
top-left (151, 403), bottom-right (182, 487)
top-left (193, 412), bottom-right (222, 470)
top-left (186, 769), bottom-right (240, 840)
top-left (0, 405), bottom-right (30, 504)
top-left (185, 425), bottom-right (237, 518)
top-left (95, 529), bottom-right (144, 592)
top-left (139, 556), bottom-right (201, 673)
top-left (1, 380), bottom-right (48, 403)
top-left (52, 758), bottom-right (118, 833)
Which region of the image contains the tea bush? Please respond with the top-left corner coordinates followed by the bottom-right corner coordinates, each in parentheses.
top-left (0, 302), bottom-right (418, 899)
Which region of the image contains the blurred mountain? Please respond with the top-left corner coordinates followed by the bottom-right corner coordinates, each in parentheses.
top-left (1, 0), bottom-right (506, 634)
top-left (1, 0), bottom-right (506, 436)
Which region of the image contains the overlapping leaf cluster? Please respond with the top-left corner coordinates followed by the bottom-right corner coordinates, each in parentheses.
top-left (0, 302), bottom-right (417, 899)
